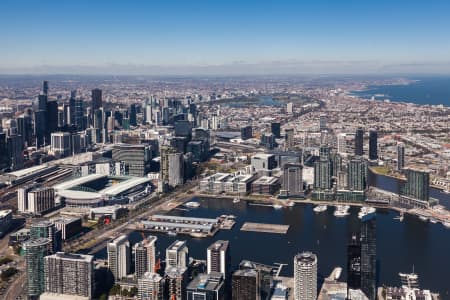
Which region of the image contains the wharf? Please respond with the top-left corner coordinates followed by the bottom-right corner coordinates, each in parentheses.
top-left (241, 222), bottom-right (289, 234)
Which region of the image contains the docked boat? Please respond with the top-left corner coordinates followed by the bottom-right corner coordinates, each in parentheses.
top-left (418, 215), bottom-right (428, 222)
top-left (285, 201), bottom-right (295, 207)
top-left (273, 204), bottom-right (283, 209)
top-left (430, 218), bottom-right (438, 224)
top-left (358, 206), bottom-right (376, 219)
top-left (185, 201), bottom-right (200, 208)
top-left (233, 197), bottom-right (240, 203)
top-left (313, 205), bottom-right (328, 213)
top-left (167, 231), bottom-right (177, 237)
top-left (442, 222), bottom-right (450, 228)
top-left (440, 189), bottom-right (450, 194)
top-left (334, 205), bottom-right (350, 217)
top-left (394, 212), bottom-right (404, 222)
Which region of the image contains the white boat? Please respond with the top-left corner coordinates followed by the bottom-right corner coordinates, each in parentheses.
top-left (285, 201), bottom-right (295, 207)
top-left (273, 204), bottom-right (283, 209)
top-left (167, 231), bottom-right (177, 236)
top-left (394, 212), bottom-right (404, 222)
top-left (233, 197), bottom-right (240, 203)
top-left (185, 201), bottom-right (200, 208)
top-left (418, 215), bottom-right (428, 222)
top-left (358, 206), bottom-right (376, 219)
top-left (334, 205), bottom-right (350, 217)
top-left (313, 205), bottom-right (328, 213)
top-left (430, 218), bottom-right (438, 224)
top-left (443, 222), bottom-right (450, 228)
top-left (440, 189), bottom-right (450, 194)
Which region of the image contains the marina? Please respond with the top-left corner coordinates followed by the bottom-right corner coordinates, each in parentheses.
top-left (240, 222), bottom-right (290, 234)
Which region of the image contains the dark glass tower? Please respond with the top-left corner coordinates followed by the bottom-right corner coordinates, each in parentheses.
top-left (91, 88), bottom-right (102, 110)
top-left (368, 129), bottom-right (378, 160)
top-left (355, 127), bottom-right (364, 156)
top-left (129, 103), bottom-right (137, 126)
top-left (347, 234), bottom-right (361, 295)
top-left (360, 213), bottom-right (377, 300)
top-left (42, 80), bottom-right (49, 95)
top-left (271, 122), bottom-right (281, 138)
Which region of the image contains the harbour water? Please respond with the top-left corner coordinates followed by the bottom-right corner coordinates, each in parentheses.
top-left (95, 183), bottom-right (450, 297)
top-left (351, 76), bottom-right (450, 107)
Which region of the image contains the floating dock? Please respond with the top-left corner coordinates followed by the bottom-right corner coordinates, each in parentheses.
top-left (241, 222), bottom-right (289, 234)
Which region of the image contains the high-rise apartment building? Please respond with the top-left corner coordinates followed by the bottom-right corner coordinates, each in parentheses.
top-left (91, 88), bottom-right (102, 110)
top-left (166, 240), bottom-right (189, 270)
top-left (293, 252), bottom-right (317, 300)
top-left (107, 235), bottom-right (131, 280)
top-left (207, 240), bottom-right (230, 279)
top-left (402, 168), bottom-right (430, 201)
top-left (280, 163), bottom-right (304, 198)
top-left (134, 235), bottom-right (157, 278)
top-left (138, 272), bottom-right (164, 300)
top-left (347, 157), bottom-right (367, 191)
top-left (368, 129), bottom-right (378, 160)
top-left (361, 213), bottom-right (377, 300)
top-left (397, 142), bottom-right (405, 171)
top-left (355, 127), bottom-right (364, 156)
top-left (43, 252), bottom-right (94, 298)
top-left (23, 238), bottom-right (52, 299)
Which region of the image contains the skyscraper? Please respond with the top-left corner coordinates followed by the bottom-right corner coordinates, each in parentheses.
top-left (207, 240), bottom-right (230, 279)
top-left (30, 220), bottom-right (61, 253)
top-left (232, 269), bottom-right (259, 300)
top-left (240, 125), bottom-right (253, 140)
top-left (23, 238), bottom-right (52, 299)
top-left (134, 235), bottom-right (157, 278)
top-left (51, 132), bottom-right (72, 157)
top-left (347, 157), bottom-right (367, 191)
top-left (368, 129), bottom-right (378, 160)
top-left (314, 159), bottom-right (332, 190)
top-left (42, 80), bottom-right (49, 95)
top-left (280, 163), bottom-right (304, 198)
top-left (165, 240), bottom-right (188, 270)
top-left (129, 103), bottom-right (137, 126)
top-left (91, 88), bottom-right (102, 110)
top-left (355, 127), bottom-right (364, 156)
top-left (397, 142), bottom-right (405, 171)
top-left (293, 252), bottom-right (317, 300)
top-left (138, 272), bottom-right (164, 300)
top-left (165, 266), bottom-right (188, 300)
top-left (271, 122), bottom-right (281, 138)
top-left (402, 168), bottom-right (430, 201)
top-left (46, 100), bottom-right (59, 139)
top-left (347, 235), bottom-right (362, 297)
top-left (107, 235), bottom-right (131, 280)
top-left (6, 134), bottom-right (24, 170)
top-left (360, 213), bottom-right (377, 300)
top-left (285, 128), bottom-right (294, 150)
top-left (43, 252), bottom-right (94, 298)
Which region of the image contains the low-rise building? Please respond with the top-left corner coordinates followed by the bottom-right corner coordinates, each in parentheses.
top-left (251, 176), bottom-right (280, 195)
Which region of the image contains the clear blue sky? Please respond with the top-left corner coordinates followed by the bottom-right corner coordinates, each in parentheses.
top-left (1, 0), bottom-right (450, 74)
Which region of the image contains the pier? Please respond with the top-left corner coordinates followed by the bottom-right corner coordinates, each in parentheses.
top-left (241, 222), bottom-right (289, 234)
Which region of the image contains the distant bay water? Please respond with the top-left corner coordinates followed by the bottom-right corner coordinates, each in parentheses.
top-left (351, 76), bottom-right (450, 107)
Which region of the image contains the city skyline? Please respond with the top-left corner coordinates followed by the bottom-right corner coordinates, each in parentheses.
top-left (1, 0), bottom-right (450, 74)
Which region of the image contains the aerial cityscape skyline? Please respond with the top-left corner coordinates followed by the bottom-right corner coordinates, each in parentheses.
top-left (0, 1), bottom-right (449, 300)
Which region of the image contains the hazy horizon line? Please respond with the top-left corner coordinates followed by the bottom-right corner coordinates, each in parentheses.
top-left (1, 60), bottom-right (450, 76)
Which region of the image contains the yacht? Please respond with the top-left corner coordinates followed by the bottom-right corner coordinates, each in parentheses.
top-left (185, 201), bottom-right (200, 208)
top-left (394, 212), bottom-right (404, 222)
top-left (358, 206), bottom-right (376, 219)
top-left (313, 205), bottom-right (328, 213)
top-left (167, 231), bottom-right (177, 237)
top-left (273, 204), bottom-right (283, 209)
top-left (285, 201), bottom-right (295, 207)
top-left (233, 197), bottom-right (240, 203)
top-left (442, 222), bottom-right (450, 228)
top-left (430, 218), bottom-right (438, 224)
top-left (418, 215), bottom-right (428, 222)
top-left (334, 205), bottom-right (350, 217)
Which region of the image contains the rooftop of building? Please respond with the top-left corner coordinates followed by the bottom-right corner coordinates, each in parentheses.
top-left (187, 272), bottom-right (223, 291)
top-left (47, 252), bottom-right (94, 263)
top-left (208, 240), bottom-right (229, 251)
top-left (0, 209), bottom-right (12, 218)
top-left (252, 176), bottom-right (279, 185)
top-left (7, 164), bottom-right (51, 178)
top-left (252, 153), bottom-right (275, 159)
top-left (50, 216), bottom-right (81, 224)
